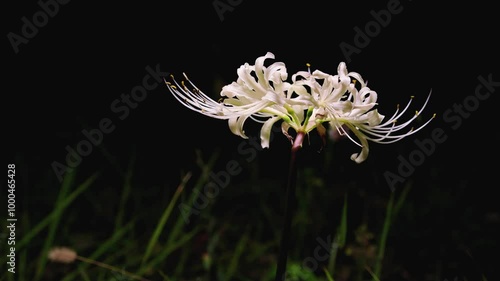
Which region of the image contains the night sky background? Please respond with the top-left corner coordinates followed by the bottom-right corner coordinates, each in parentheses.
top-left (3, 0), bottom-right (500, 280)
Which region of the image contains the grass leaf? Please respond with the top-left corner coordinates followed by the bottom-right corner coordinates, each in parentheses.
top-left (141, 172), bottom-right (192, 267)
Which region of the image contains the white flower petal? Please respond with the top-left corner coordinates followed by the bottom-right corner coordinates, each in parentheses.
top-left (228, 115), bottom-right (250, 139)
top-left (348, 125), bottom-right (370, 164)
top-left (260, 116), bottom-right (281, 148)
top-left (254, 52), bottom-right (275, 86)
top-left (236, 64), bottom-right (265, 95)
top-left (263, 90), bottom-right (286, 105)
top-left (265, 62), bottom-right (288, 85)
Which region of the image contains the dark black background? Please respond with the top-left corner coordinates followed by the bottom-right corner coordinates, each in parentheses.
top-left (4, 0), bottom-right (499, 185)
top-left (3, 0), bottom-right (499, 279)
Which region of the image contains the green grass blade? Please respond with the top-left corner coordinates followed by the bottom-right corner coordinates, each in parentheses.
top-left (337, 194), bottom-right (348, 247)
top-left (373, 192), bottom-right (394, 280)
top-left (224, 228), bottom-right (250, 281)
top-left (114, 154), bottom-right (135, 232)
top-left (392, 181), bottom-right (412, 220)
top-left (61, 219), bottom-right (136, 281)
top-left (34, 170), bottom-right (77, 281)
top-left (165, 150), bottom-right (219, 247)
top-left (327, 193), bottom-right (348, 275)
top-left (140, 151), bottom-right (218, 276)
top-left (16, 171), bottom-right (100, 250)
top-left (366, 266), bottom-right (381, 281)
top-left (173, 240), bottom-right (191, 278)
top-left (372, 182), bottom-right (411, 280)
top-left (144, 225), bottom-right (201, 273)
top-left (322, 267), bottom-right (335, 281)
top-left (141, 172), bottom-right (192, 266)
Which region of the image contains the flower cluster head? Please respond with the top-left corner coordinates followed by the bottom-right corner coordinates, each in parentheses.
top-left (166, 52), bottom-right (434, 163)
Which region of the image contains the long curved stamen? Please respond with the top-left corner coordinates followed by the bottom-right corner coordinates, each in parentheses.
top-left (378, 97), bottom-right (414, 126)
top-left (330, 114), bottom-right (363, 148)
top-left (167, 79), bottom-right (226, 118)
top-left (342, 126), bottom-right (363, 147)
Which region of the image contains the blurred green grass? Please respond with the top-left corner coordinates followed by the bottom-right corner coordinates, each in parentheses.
top-left (1, 141), bottom-right (494, 281)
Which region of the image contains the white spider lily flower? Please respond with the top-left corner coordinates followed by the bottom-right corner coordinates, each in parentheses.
top-left (290, 62), bottom-right (435, 163)
top-left (165, 52), bottom-right (309, 148)
top-left (167, 52), bottom-right (434, 163)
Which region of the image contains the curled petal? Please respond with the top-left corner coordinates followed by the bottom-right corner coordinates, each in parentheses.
top-left (311, 70), bottom-right (331, 79)
top-left (291, 70), bottom-right (312, 82)
top-left (289, 82), bottom-right (313, 99)
top-left (357, 87), bottom-right (378, 105)
top-left (348, 71), bottom-right (366, 87)
top-left (348, 125), bottom-right (370, 164)
top-left (364, 110), bottom-right (385, 126)
top-left (255, 52), bottom-right (275, 82)
top-left (337, 62), bottom-right (348, 76)
top-left (221, 82), bottom-right (244, 98)
top-left (236, 64), bottom-right (265, 96)
top-left (337, 62), bottom-right (351, 85)
top-left (265, 61), bottom-right (288, 86)
top-left (228, 115), bottom-right (250, 139)
top-left (260, 116), bottom-right (281, 148)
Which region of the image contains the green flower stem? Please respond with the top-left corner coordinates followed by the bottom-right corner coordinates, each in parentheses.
top-left (275, 131), bottom-right (305, 281)
top-left (284, 104), bottom-right (305, 129)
